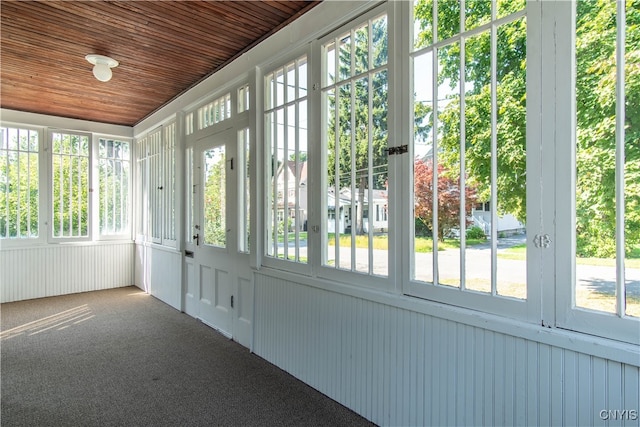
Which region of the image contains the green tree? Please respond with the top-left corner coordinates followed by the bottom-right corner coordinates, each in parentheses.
top-left (574, 0), bottom-right (640, 257)
top-left (0, 129), bottom-right (39, 238)
top-left (327, 15), bottom-right (430, 234)
top-left (414, 0), bottom-right (639, 257)
top-left (203, 150), bottom-right (226, 246)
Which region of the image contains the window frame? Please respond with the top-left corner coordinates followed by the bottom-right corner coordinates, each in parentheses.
top-left (553, 0), bottom-right (639, 345)
top-left (0, 124), bottom-right (45, 245)
top-left (94, 134), bottom-right (133, 240)
top-left (135, 121), bottom-right (177, 248)
top-left (399, 0), bottom-right (539, 322)
top-left (261, 49), bottom-right (312, 275)
top-left (317, 4), bottom-right (394, 290)
top-left (48, 129), bottom-right (93, 243)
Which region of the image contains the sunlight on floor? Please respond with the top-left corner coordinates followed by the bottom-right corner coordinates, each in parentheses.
top-left (0, 305), bottom-right (93, 341)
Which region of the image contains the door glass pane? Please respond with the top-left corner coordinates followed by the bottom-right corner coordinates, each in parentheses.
top-left (203, 146), bottom-right (226, 247)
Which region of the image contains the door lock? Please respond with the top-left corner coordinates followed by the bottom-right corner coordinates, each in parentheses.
top-left (193, 233), bottom-right (200, 246)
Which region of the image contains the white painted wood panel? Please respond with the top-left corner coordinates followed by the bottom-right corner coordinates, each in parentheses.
top-left (134, 243), bottom-right (181, 310)
top-left (1, 242), bottom-right (133, 303)
top-left (254, 273), bottom-right (640, 426)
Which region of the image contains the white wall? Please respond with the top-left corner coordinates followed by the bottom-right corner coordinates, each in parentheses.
top-left (134, 243), bottom-right (182, 310)
top-left (1, 242), bottom-right (134, 303)
top-left (254, 271), bottom-right (640, 426)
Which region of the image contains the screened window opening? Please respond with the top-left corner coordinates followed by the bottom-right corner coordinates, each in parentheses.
top-left (265, 55), bottom-right (309, 264)
top-left (411, 0), bottom-right (527, 298)
top-left (322, 12), bottom-right (389, 277)
top-left (198, 93), bottom-right (232, 130)
top-left (574, 0), bottom-right (639, 318)
top-left (238, 128), bottom-right (251, 253)
top-left (51, 131), bottom-right (90, 239)
top-left (0, 127), bottom-right (39, 239)
top-left (98, 138), bottom-right (130, 236)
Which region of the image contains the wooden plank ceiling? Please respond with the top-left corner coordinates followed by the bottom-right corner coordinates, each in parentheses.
top-left (1, 1), bottom-right (319, 126)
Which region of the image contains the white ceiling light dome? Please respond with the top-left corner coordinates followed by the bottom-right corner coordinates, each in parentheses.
top-left (85, 54), bottom-right (119, 82)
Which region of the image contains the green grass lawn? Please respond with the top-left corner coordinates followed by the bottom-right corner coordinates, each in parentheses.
top-left (498, 244), bottom-right (640, 268)
top-left (326, 233), bottom-right (485, 252)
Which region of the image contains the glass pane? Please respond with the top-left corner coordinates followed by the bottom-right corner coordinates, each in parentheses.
top-left (372, 15), bottom-right (388, 68)
top-left (354, 23), bottom-right (369, 75)
top-left (463, 31), bottom-right (492, 294)
top-left (339, 33), bottom-right (352, 82)
top-left (286, 63), bottom-right (296, 103)
top-left (276, 68), bottom-right (285, 108)
top-left (298, 57), bottom-right (308, 98)
top-left (337, 83), bottom-right (353, 270)
top-left (413, 51), bottom-right (435, 284)
top-left (437, 0), bottom-right (461, 42)
top-left (496, 17), bottom-right (527, 299)
top-left (203, 146), bottom-right (226, 247)
top-left (625, 0), bottom-right (640, 317)
top-left (435, 42), bottom-right (461, 289)
top-left (354, 77), bottom-right (369, 273)
top-left (497, 0), bottom-right (525, 20)
top-left (371, 70), bottom-right (389, 276)
top-left (575, 0), bottom-right (618, 313)
top-left (465, 0), bottom-right (491, 32)
top-left (413, 0), bottom-right (434, 50)
top-left (325, 41), bottom-right (336, 86)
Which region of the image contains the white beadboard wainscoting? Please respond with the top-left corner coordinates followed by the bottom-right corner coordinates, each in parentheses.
top-left (134, 243), bottom-right (182, 310)
top-left (254, 272), bottom-right (640, 427)
top-left (0, 242), bottom-right (134, 303)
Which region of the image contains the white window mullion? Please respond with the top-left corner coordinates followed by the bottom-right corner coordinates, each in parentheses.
top-left (490, 2), bottom-right (498, 296)
top-left (367, 72), bottom-right (374, 274)
top-left (334, 87), bottom-right (341, 267)
top-left (432, 45), bottom-right (439, 286)
top-left (615, 0), bottom-right (626, 318)
top-left (459, 34), bottom-right (467, 291)
top-left (350, 76), bottom-right (357, 270)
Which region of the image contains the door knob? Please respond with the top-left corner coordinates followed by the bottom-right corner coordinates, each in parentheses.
top-left (193, 233), bottom-right (200, 246)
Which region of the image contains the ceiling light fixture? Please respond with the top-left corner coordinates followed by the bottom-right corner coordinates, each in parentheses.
top-left (85, 54), bottom-right (119, 82)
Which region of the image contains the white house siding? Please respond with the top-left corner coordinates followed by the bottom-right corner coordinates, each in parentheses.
top-left (254, 272), bottom-right (640, 427)
top-left (0, 242), bottom-right (134, 303)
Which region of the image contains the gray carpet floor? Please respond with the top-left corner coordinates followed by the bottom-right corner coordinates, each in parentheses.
top-left (1, 286), bottom-right (374, 427)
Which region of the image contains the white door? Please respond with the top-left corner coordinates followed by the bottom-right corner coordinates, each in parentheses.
top-left (183, 128), bottom-right (253, 346)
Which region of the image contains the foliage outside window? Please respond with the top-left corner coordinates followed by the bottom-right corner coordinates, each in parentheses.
top-left (322, 11), bottom-right (389, 276)
top-left (265, 55), bottom-right (309, 264)
top-left (573, 0), bottom-right (639, 318)
top-left (238, 128), bottom-right (250, 253)
top-left (411, 0), bottom-right (527, 298)
top-left (203, 145), bottom-right (226, 247)
top-left (98, 138), bottom-right (130, 236)
top-left (0, 127), bottom-right (39, 239)
top-left (51, 131), bottom-right (90, 239)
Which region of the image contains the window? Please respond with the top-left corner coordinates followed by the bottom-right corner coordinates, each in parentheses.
top-left (163, 123), bottom-right (176, 243)
top-left (238, 128), bottom-right (250, 253)
top-left (198, 93), bottom-right (231, 130)
top-left (554, 0), bottom-right (639, 344)
top-left (321, 9), bottom-right (389, 277)
top-left (407, 0), bottom-right (529, 315)
top-left (51, 131), bottom-right (91, 239)
top-left (203, 145), bottom-right (226, 247)
top-left (136, 122), bottom-right (176, 247)
top-left (265, 55), bottom-right (309, 264)
top-left (0, 126), bottom-right (39, 239)
top-left (238, 84), bottom-right (250, 114)
top-left (98, 138), bottom-right (130, 236)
